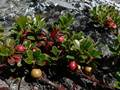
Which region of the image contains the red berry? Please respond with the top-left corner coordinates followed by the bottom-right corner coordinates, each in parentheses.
top-left (111, 23), bottom-right (117, 29)
top-left (50, 28), bottom-right (60, 39)
top-left (12, 54), bottom-right (22, 63)
top-left (105, 17), bottom-right (117, 29)
top-left (48, 41), bottom-right (54, 47)
top-left (57, 36), bottom-right (64, 43)
top-left (8, 54), bottom-right (22, 64)
top-left (107, 22), bottom-right (117, 29)
top-left (15, 45), bottom-right (26, 52)
top-left (68, 61), bottom-right (77, 71)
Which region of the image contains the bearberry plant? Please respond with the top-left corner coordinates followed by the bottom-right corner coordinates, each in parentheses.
top-left (90, 4), bottom-right (120, 30)
top-left (0, 13), bottom-right (102, 79)
top-left (0, 2), bottom-right (120, 90)
top-left (0, 26), bottom-right (15, 62)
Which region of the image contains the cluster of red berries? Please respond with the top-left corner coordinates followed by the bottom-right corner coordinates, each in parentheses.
top-left (104, 17), bottom-right (117, 29)
top-left (7, 27), bottom-right (65, 65)
top-left (50, 28), bottom-right (64, 43)
top-left (8, 45), bottom-right (26, 64)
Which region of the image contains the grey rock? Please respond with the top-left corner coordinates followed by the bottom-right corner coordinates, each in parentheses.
top-left (46, 0), bottom-right (76, 9)
top-left (19, 77), bottom-right (31, 90)
top-left (0, 79), bottom-right (9, 88)
top-left (0, 0), bottom-right (7, 8)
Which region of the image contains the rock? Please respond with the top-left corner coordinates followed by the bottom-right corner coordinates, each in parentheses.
top-left (0, 0), bottom-right (7, 8)
top-left (0, 79), bottom-right (9, 88)
top-left (46, 0), bottom-right (76, 9)
top-left (113, 0), bottom-right (120, 3)
top-left (19, 77), bottom-right (31, 90)
top-left (61, 77), bottom-right (82, 90)
top-left (9, 77), bottom-right (31, 90)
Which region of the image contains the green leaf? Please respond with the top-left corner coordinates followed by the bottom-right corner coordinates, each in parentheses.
top-left (16, 16), bottom-right (27, 28)
top-left (33, 51), bottom-right (41, 60)
top-left (50, 57), bottom-right (58, 61)
top-left (38, 53), bottom-right (47, 61)
top-left (17, 61), bottom-right (22, 67)
top-left (80, 37), bottom-right (94, 51)
top-left (25, 49), bottom-right (33, 64)
top-left (0, 46), bottom-right (12, 56)
top-left (5, 38), bottom-right (15, 48)
top-left (51, 46), bottom-right (60, 56)
top-left (23, 40), bottom-right (31, 48)
top-left (34, 15), bottom-right (45, 29)
top-left (0, 35), bottom-right (4, 40)
top-left (118, 35), bottom-right (120, 43)
top-left (114, 81), bottom-right (120, 89)
top-left (80, 55), bottom-right (88, 60)
top-left (88, 49), bottom-right (101, 58)
top-left (36, 54), bottom-right (49, 66)
top-left (25, 58), bottom-right (33, 64)
top-left (0, 26), bottom-right (4, 32)
top-left (27, 36), bottom-right (35, 41)
top-left (34, 51), bottom-right (48, 60)
top-left (34, 51), bottom-right (49, 66)
top-left (0, 41), bottom-right (3, 46)
top-left (58, 13), bottom-right (74, 29)
top-left (109, 45), bottom-right (118, 54)
top-left (66, 55), bottom-right (75, 60)
top-left (73, 39), bottom-right (80, 49)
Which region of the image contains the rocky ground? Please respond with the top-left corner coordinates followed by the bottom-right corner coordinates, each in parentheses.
top-left (114, 0), bottom-right (120, 3)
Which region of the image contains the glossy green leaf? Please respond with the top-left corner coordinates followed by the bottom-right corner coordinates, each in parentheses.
top-left (27, 36), bottom-right (35, 41)
top-left (118, 35), bottom-right (120, 43)
top-left (80, 37), bottom-right (94, 51)
top-left (0, 46), bottom-right (12, 56)
top-left (58, 13), bottom-right (74, 29)
top-left (34, 51), bottom-right (48, 60)
top-left (0, 33), bottom-right (4, 40)
top-left (25, 49), bottom-right (33, 64)
top-left (88, 49), bottom-right (101, 58)
top-left (5, 38), bottom-right (15, 48)
top-left (23, 40), bottom-right (31, 48)
top-left (73, 39), bottom-right (80, 49)
top-left (34, 15), bottom-right (45, 29)
top-left (36, 54), bottom-right (49, 66)
top-left (51, 46), bottom-right (60, 56)
top-left (34, 51), bottom-right (49, 66)
top-left (25, 58), bottom-right (33, 64)
top-left (66, 55), bottom-right (75, 60)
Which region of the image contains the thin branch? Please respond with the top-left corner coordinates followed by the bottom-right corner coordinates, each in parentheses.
top-left (38, 78), bottom-right (65, 90)
top-left (18, 78), bottom-right (22, 90)
top-left (0, 64), bottom-right (7, 68)
top-left (76, 70), bottom-right (114, 90)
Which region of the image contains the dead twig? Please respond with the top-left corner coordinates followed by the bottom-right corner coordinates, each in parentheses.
top-left (0, 64), bottom-right (7, 68)
top-left (76, 70), bottom-right (115, 90)
top-left (38, 78), bottom-right (65, 90)
top-left (18, 78), bottom-right (22, 90)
